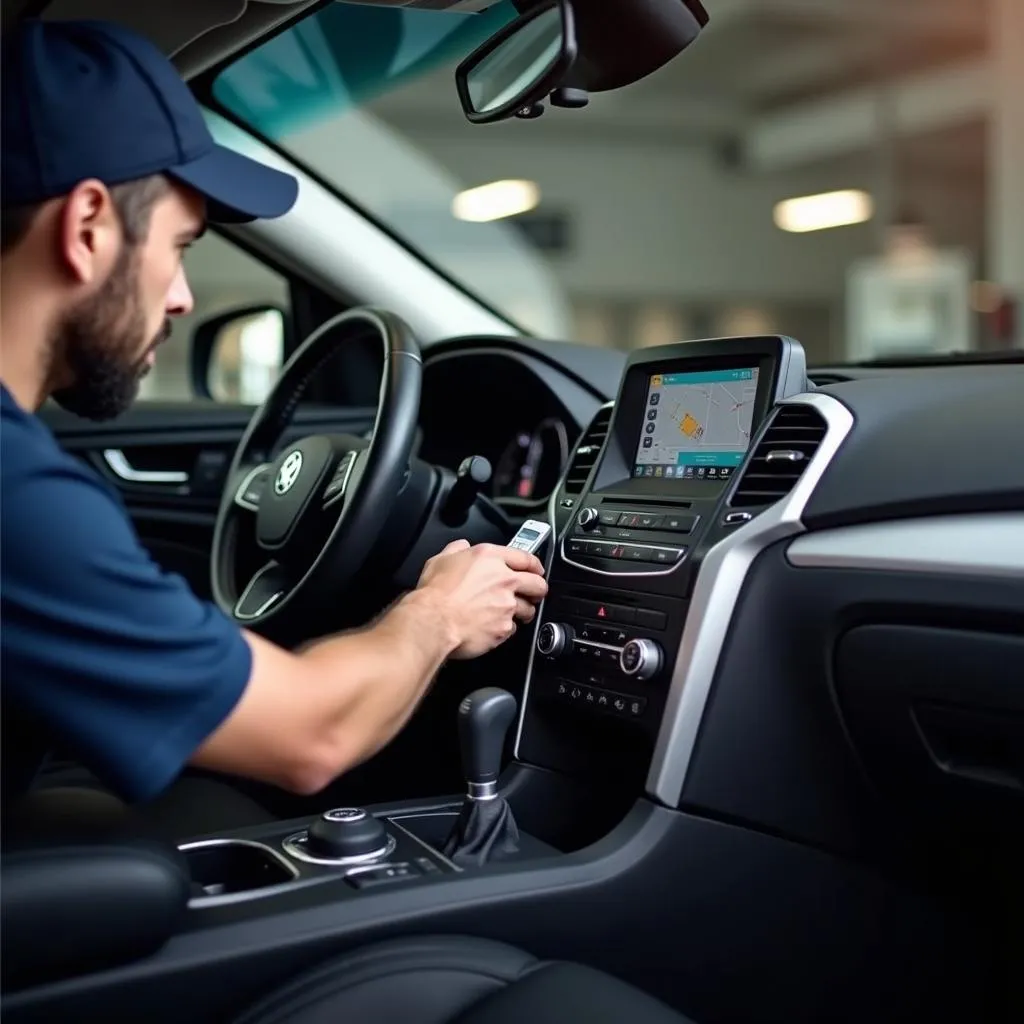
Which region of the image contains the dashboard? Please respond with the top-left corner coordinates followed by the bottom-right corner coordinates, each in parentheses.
top-left (418, 331), bottom-right (1024, 877)
top-left (419, 346), bottom-right (596, 507)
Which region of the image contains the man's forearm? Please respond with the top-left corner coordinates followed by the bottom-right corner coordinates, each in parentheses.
top-left (294, 589), bottom-right (457, 779)
top-left (197, 590), bottom-right (457, 795)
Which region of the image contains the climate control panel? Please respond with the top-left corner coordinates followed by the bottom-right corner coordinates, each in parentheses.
top-left (527, 586), bottom-right (683, 741)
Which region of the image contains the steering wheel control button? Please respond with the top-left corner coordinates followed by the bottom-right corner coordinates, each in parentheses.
top-left (323, 452), bottom-right (356, 505)
top-left (620, 638), bottom-right (664, 680)
top-left (235, 465), bottom-right (270, 511)
top-left (537, 622), bottom-right (571, 658)
top-left (576, 507), bottom-right (600, 530)
top-left (284, 807), bottom-right (396, 866)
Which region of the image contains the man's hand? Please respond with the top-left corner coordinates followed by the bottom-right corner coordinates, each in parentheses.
top-left (417, 540), bottom-right (548, 660)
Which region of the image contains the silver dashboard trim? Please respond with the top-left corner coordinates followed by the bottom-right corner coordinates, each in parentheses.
top-left (234, 463), bottom-right (270, 511)
top-left (645, 392), bottom-right (855, 807)
top-left (513, 402), bottom-right (615, 759)
top-left (178, 838), bottom-right (301, 908)
top-left (786, 512), bottom-right (1024, 578)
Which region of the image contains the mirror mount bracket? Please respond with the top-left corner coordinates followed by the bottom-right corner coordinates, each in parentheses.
top-left (549, 86), bottom-right (589, 109)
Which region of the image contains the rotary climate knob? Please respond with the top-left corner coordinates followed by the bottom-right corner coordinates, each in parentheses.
top-left (620, 638), bottom-right (664, 681)
top-left (536, 622), bottom-right (572, 657)
top-left (576, 507), bottom-right (599, 530)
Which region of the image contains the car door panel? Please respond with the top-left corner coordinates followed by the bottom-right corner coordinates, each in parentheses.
top-left (41, 402), bottom-right (377, 599)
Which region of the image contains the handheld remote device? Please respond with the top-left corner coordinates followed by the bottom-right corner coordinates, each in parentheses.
top-left (507, 519), bottom-right (552, 554)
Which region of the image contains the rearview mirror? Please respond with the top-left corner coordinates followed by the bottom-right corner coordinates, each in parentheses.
top-left (455, 0), bottom-right (577, 124)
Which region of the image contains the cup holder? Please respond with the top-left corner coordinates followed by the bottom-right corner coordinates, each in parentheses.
top-left (179, 838), bottom-right (298, 905)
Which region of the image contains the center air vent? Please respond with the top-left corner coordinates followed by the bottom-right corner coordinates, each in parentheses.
top-left (729, 404), bottom-right (827, 509)
top-left (563, 404), bottom-right (613, 495)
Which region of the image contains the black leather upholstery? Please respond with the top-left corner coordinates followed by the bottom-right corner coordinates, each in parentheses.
top-left (234, 935), bottom-right (694, 1024)
top-left (1, 838), bottom-right (190, 991)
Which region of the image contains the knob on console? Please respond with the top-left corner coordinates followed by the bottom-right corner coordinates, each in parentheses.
top-left (537, 621), bottom-right (573, 657)
top-left (307, 808), bottom-right (390, 860)
top-left (620, 638), bottom-right (664, 681)
top-left (576, 507), bottom-right (599, 530)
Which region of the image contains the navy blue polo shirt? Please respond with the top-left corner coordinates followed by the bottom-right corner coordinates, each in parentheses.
top-left (1, 385), bottom-right (252, 805)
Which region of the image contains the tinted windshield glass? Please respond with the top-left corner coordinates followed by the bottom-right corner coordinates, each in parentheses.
top-left (215, 0), bottom-right (1023, 360)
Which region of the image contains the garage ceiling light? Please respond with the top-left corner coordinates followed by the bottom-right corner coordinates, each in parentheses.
top-left (453, 179), bottom-right (540, 222)
top-left (773, 189), bottom-right (873, 233)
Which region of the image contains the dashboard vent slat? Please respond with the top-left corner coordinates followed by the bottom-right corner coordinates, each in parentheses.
top-left (729, 405), bottom-right (827, 509)
top-left (564, 405), bottom-right (613, 495)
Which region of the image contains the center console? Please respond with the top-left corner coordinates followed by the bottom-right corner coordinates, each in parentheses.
top-left (5, 333), bottom-right (991, 1024)
top-left (516, 336), bottom-right (808, 792)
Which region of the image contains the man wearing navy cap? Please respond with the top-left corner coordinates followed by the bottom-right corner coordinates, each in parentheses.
top-left (1, 19), bottom-right (546, 839)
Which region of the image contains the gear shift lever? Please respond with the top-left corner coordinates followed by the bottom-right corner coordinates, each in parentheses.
top-left (443, 687), bottom-right (521, 866)
top-left (458, 687), bottom-right (517, 801)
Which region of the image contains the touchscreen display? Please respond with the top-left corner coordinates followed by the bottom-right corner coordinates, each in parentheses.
top-left (634, 367), bottom-right (759, 480)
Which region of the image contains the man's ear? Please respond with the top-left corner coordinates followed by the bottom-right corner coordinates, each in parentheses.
top-left (58, 179), bottom-right (120, 286)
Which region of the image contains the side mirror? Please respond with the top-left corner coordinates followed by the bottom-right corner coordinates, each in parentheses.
top-left (455, 0), bottom-right (577, 124)
top-left (190, 305), bottom-right (289, 404)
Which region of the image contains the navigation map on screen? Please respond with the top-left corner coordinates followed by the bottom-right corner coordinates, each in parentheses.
top-left (634, 367), bottom-right (759, 480)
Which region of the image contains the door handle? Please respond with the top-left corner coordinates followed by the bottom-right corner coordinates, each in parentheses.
top-left (101, 449), bottom-right (189, 485)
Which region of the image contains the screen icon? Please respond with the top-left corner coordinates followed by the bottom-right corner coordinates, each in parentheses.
top-left (696, 467), bottom-right (706, 478)
top-left (642, 437), bottom-right (653, 448)
top-left (684, 466), bottom-right (695, 478)
top-left (654, 466), bottom-right (663, 477)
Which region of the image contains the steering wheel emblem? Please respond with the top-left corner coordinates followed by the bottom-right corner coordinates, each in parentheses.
top-left (274, 450), bottom-right (304, 495)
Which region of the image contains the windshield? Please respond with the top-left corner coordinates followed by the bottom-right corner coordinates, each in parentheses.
top-left (214, 0), bottom-right (1022, 361)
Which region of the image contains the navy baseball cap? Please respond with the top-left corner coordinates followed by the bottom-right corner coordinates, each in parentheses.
top-left (1, 18), bottom-right (298, 223)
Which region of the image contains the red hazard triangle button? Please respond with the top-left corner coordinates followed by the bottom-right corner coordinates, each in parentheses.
top-left (597, 606), bottom-right (607, 618)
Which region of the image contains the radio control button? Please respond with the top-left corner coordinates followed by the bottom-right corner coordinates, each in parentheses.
top-left (647, 546), bottom-right (685, 564)
top-left (577, 507), bottom-right (600, 530)
top-left (663, 515), bottom-right (698, 533)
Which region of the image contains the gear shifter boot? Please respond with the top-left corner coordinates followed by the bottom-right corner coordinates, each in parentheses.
top-left (442, 687), bottom-right (521, 867)
top-left (443, 793), bottom-right (520, 867)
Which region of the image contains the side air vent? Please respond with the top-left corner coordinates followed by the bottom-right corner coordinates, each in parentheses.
top-left (729, 405), bottom-right (827, 509)
top-left (564, 404), bottom-right (613, 494)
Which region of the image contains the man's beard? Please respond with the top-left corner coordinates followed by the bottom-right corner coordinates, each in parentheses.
top-left (48, 245), bottom-right (170, 422)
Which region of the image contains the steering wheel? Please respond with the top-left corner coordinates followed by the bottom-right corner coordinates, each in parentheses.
top-left (211, 308), bottom-right (422, 628)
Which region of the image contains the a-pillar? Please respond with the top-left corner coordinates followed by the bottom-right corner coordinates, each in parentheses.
top-left (988, 0), bottom-right (1024, 346)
